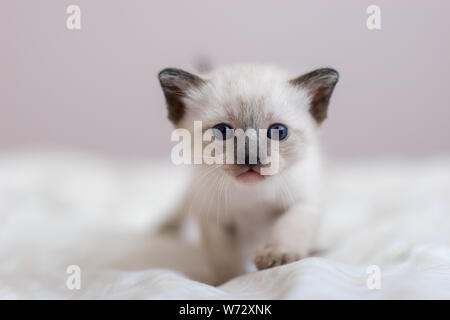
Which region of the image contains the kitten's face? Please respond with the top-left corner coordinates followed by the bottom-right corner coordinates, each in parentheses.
top-left (159, 65), bottom-right (338, 184)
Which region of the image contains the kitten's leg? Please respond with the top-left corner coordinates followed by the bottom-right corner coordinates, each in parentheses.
top-left (254, 204), bottom-right (320, 270)
top-left (201, 220), bottom-right (246, 285)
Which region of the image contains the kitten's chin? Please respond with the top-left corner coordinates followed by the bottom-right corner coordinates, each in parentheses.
top-left (236, 168), bottom-right (265, 183)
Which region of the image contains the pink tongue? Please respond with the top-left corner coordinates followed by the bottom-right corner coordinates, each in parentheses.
top-left (237, 170), bottom-right (264, 182)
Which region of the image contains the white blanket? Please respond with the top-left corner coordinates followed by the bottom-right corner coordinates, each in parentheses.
top-left (1, 151), bottom-right (449, 299)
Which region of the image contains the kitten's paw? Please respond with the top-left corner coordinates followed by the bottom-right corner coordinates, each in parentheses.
top-left (253, 243), bottom-right (305, 270)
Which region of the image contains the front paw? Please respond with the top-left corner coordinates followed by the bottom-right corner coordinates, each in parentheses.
top-left (253, 243), bottom-right (305, 270)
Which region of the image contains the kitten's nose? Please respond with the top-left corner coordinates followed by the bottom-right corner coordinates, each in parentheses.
top-left (244, 146), bottom-right (260, 165)
top-left (236, 128), bottom-right (261, 165)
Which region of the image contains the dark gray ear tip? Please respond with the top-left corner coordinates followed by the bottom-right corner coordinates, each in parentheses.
top-left (290, 68), bottom-right (339, 88)
top-left (158, 68), bottom-right (205, 88)
top-left (316, 68), bottom-right (339, 83)
top-left (158, 68), bottom-right (181, 82)
top-left (328, 69), bottom-right (339, 81)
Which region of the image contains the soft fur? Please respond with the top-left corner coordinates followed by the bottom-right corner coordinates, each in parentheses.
top-left (159, 64), bottom-right (339, 284)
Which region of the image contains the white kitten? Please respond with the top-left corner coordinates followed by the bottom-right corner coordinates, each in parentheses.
top-left (158, 64), bottom-right (339, 285)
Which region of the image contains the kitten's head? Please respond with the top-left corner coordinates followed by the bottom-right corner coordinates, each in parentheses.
top-left (158, 65), bottom-right (338, 184)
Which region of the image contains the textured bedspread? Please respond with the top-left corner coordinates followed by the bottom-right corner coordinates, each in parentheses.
top-left (1, 152), bottom-right (449, 299)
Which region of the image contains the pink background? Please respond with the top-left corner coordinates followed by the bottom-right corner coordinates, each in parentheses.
top-left (1, 1), bottom-right (449, 160)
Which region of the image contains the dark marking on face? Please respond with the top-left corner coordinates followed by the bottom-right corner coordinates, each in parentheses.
top-left (158, 68), bottom-right (205, 124)
top-left (289, 68), bottom-right (339, 124)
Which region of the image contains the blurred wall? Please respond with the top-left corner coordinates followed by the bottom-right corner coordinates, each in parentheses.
top-left (1, 0), bottom-right (449, 160)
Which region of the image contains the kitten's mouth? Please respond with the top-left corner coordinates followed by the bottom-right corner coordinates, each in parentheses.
top-left (236, 167), bottom-right (265, 183)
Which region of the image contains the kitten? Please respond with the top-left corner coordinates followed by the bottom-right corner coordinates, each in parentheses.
top-left (158, 64), bottom-right (339, 285)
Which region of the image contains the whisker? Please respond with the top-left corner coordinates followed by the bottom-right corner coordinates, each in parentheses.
top-left (187, 165), bottom-right (220, 221)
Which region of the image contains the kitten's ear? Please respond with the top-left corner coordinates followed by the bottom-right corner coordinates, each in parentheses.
top-left (158, 68), bottom-right (205, 124)
top-left (290, 68), bottom-right (339, 124)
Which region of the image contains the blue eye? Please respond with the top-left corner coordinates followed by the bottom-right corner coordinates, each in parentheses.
top-left (267, 124), bottom-right (288, 140)
top-left (213, 123), bottom-right (233, 140)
